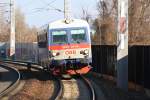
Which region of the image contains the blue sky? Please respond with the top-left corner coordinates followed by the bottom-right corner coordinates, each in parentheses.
top-left (16, 0), bottom-right (98, 27)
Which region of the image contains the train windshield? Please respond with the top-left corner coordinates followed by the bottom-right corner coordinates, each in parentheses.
top-left (51, 30), bottom-right (68, 44)
top-left (71, 28), bottom-right (87, 43)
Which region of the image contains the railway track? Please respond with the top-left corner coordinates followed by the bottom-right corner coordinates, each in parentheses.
top-left (54, 75), bottom-right (95, 100)
top-left (1, 60), bottom-right (149, 100)
top-left (0, 64), bottom-right (20, 98)
top-left (2, 60), bottom-right (63, 100)
top-left (0, 61), bottom-right (53, 99)
top-left (51, 78), bottom-right (63, 100)
top-left (1, 60), bottom-right (96, 100)
top-left (81, 75), bottom-right (95, 100)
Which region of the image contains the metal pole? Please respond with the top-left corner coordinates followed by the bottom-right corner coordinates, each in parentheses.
top-left (10, 0), bottom-right (15, 59)
top-left (0, 12), bottom-right (2, 34)
top-left (64, 0), bottom-right (71, 21)
top-left (117, 0), bottom-right (128, 91)
top-left (0, 7), bottom-right (3, 34)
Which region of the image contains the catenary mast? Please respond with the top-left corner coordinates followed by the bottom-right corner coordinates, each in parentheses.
top-left (10, 0), bottom-right (15, 58)
top-left (117, 0), bottom-right (128, 91)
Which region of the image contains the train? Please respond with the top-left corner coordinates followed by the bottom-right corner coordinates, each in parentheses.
top-left (37, 19), bottom-right (92, 75)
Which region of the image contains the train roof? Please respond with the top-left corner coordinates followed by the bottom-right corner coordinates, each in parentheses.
top-left (48, 19), bottom-right (89, 29)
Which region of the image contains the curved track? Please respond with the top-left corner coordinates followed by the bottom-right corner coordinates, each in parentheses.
top-left (51, 78), bottom-right (63, 100)
top-left (1, 61), bottom-right (57, 99)
top-left (81, 75), bottom-right (95, 100)
top-left (0, 64), bottom-right (20, 98)
top-left (1, 60), bottom-right (95, 100)
top-left (54, 75), bottom-right (95, 100)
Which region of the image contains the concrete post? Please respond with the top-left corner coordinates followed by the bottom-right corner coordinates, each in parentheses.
top-left (10, 0), bottom-right (15, 59)
top-left (117, 0), bottom-right (128, 91)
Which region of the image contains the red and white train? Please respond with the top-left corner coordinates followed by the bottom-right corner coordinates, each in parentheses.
top-left (37, 19), bottom-right (92, 75)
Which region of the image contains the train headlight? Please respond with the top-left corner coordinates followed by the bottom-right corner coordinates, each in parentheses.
top-left (52, 52), bottom-right (60, 57)
top-left (52, 52), bottom-right (57, 56)
top-left (84, 49), bottom-right (89, 54)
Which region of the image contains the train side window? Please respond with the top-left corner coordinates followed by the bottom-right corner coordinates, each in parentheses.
top-left (38, 33), bottom-right (47, 48)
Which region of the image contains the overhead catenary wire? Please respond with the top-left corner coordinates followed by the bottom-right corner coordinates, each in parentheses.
top-left (25, 7), bottom-right (63, 15)
top-left (35, 0), bottom-right (61, 12)
top-left (0, 3), bottom-right (10, 15)
top-left (24, 0), bottom-right (63, 16)
top-left (0, 2), bottom-right (10, 7)
top-left (21, 0), bottom-right (57, 10)
top-left (0, 11), bottom-right (10, 14)
top-left (26, 5), bottom-right (63, 15)
top-left (0, 5), bottom-right (9, 7)
top-left (0, 3), bottom-right (10, 5)
top-left (39, 0), bottom-right (57, 6)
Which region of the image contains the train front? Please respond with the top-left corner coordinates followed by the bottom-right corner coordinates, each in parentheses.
top-left (48, 19), bottom-right (92, 75)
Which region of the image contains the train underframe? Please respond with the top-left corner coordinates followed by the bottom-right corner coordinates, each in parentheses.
top-left (47, 59), bottom-right (92, 75)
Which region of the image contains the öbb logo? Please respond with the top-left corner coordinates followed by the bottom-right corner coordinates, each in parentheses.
top-left (65, 50), bottom-right (76, 55)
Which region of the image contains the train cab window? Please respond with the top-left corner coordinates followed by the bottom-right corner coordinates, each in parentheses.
top-left (71, 29), bottom-right (87, 43)
top-left (52, 30), bottom-right (68, 44)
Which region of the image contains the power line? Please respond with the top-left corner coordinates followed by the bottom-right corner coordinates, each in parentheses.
top-left (39, 0), bottom-right (57, 7)
top-left (22, 0), bottom-right (57, 10)
top-left (0, 3), bottom-right (10, 5)
top-left (25, 9), bottom-right (47, 14)
top-left (36, 0), bottom-right (59, 11)
top-left (0, 11), bottom-right (10, 13)
top-left (0, 2), bottom-right (10, 7)
top-left (21, 0), bottom-right (62, 16)
top-left (25, 7), bottom-right (63, 15)
top-left (25, 0), bottom-right (63, 15)
top-left (0, 5), bottom-right (9, 7)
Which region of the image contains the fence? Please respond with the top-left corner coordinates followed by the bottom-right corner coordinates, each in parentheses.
top-left (129, 46), bottom-right (150, 89)
top-left (92, 45), bottom-right (117, 76)
top-left (92, 45), bottom-right (150, 89)
top-left (0, 42), bottom-right (38, 62)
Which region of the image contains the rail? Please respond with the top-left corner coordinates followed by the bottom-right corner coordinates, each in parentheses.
top-left (0, 64), bottom-right (20, 98)
top-left (81, 75), bottom-right (96, 100)
top-left (54, 78), bottom-right (63, 100)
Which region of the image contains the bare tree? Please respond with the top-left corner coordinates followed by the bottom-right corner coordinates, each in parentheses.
top-left (93, 0), bottom-right (117, 45)
top-left (129, 0), bottom-right (150, 45)
top-left (81, 7), bottom-right (92, 23)
top-left (0, 5), bottom-right (10, 42)
top-left (15, 8), bottom-right (37, 43)
top-left (0, 7), bottom-right (38, 43)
